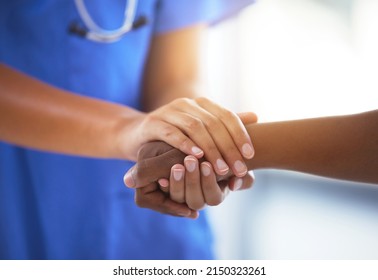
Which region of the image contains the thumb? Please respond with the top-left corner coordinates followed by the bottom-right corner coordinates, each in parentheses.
top-left (124, 141), bottom-right (186, 188)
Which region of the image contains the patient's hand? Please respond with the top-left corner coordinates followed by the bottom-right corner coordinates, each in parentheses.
top-left (124, 141), bottom-right (254, 217)
top-left (125, 141), bottom-right (187, 187)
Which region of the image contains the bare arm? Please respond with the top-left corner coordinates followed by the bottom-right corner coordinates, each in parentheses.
top-left (141, 25), bottom-right (204, 111)
top-left (246, 110), bottom-right (378, 184)
top-left (0, 63), bottom-right (142, 160)
top-left (128, 110), bottom-right (378, 186)
top-left (0, 26), bottom-right (253, 166)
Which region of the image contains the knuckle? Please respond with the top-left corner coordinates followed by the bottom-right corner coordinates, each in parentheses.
top-left (134, 188), bottom-right (156, 209)
top-left (144, 113), bottom-right (158, 124)
top-left (220, 109), bottom-right (237, 122)
top-left (134, 195), bottom-right (147, 208)
top-left (160, 125), bottom-right (176, 139)
top-left (204, 115), bottom-right (219, 129)
top-left (186, 117), bottom-right (203, 131)
top-left (179, 137), bottom-right (192, 152)
top-left (174, 97), bottom-right (192, 106)
top-left (194, 96), bottom-right (209, 103)
top-left (195, 96), bottom-right (210, 105)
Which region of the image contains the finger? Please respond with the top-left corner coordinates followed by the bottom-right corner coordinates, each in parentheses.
top-left (184, 156), bottom-right (206, 211)
top-left (162, 111), bottom-right (230, 176)
top-left (200, 162), bottom-right (224, 206)
top-left (135, 183), bottom-right (199, 219)
top-left (158, 178), bottom-right (169, 193)
top-left (237, 112), bottom-right (258, 125)
top-left (124, 165), bottom-right (137, 188)
top-left (192, 110), bottom-right (249, 177)
top-left (170, 164), bottom-right (186, 203)
top-left (196, 97), bottom-right (255, 160)
top-left (124, 142), bottom-right (186, 188)
top-left (143, 113), bottom-right (204, 158)
top-left (178, 102), bottom-right (249, 177)
top-left (228, 171), bottom-right (255, 192)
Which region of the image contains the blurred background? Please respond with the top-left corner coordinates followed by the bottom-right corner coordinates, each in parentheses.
top-left (202, 0), bottom-right (378, 259)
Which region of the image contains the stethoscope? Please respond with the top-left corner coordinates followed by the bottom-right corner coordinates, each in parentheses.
top-left (69, 0), bottom-right (147, 43)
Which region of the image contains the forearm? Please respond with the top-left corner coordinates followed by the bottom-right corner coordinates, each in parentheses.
top-left (0, 64), bottom-right (143, 160)
top-left (141, 25), bottom-right (204, 112)
top-left (246, 110), bottom-right (378, 184)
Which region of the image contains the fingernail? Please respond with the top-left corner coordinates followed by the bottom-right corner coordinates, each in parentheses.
top-left (216, 159), bottom-right (229, 174)
top-left (123, 169), bottom-right (135, 188)
top-left (201, 163), bottom-right (211, 176)
top-left (185, 158), bottom-right (197, 173)
top-left (158, 178), bottom-right (169, 188)
top-left (234, 178), bottom-right (243, 191)
top-left (242, 143), bottom-right (254, 158)
top-left (191, 146), bottom-right (204, 157)
top-left (173, 169), bottom-right (184, 181)
top-left (234, 160), bottom-right (247, 176)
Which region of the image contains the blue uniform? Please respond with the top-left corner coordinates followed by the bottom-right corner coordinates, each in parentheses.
top-left (0, 0), bottom-right (254, 259)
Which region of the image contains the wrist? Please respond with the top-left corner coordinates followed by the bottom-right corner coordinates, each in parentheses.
top-left (244, 122), bottom-right (278, 171)
top-left (112, 110), bottom-right (146, 161)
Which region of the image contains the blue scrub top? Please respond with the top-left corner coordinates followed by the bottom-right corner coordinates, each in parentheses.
top-left (0, 0), bottom-right (254, 260)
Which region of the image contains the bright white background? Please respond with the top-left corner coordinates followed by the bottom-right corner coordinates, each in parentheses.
top-left (203, 0), bottom-right (378, 259)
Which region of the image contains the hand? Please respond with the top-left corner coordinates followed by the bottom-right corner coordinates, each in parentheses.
top-left (125, 141), bottom-right (199, 217)
top-left (124, 140), bottom-right (254, 216)
top-left (134, 182), bottom-right (200, 219)
top-left (122, 97), bottom-right (256, 177)
top-left (158, 156), bottom-right (254, 210)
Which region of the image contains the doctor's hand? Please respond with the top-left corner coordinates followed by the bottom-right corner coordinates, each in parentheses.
top-left (121, 97), bottom-right (256, 180)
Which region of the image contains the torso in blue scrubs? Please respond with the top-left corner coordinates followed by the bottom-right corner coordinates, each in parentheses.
top-left (0, 0), bottom-right (254, 259)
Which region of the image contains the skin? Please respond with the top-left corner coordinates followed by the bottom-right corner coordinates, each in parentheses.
top-left (126, 110), bottom-right (378, 218)
top-left (0, 25), bottom-right (254, 180)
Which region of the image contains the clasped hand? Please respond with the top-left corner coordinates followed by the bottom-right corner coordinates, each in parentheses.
top-left (123, 97), bottom-right (257, 218)
top-left (125, 141), bottom-right (255, 218)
